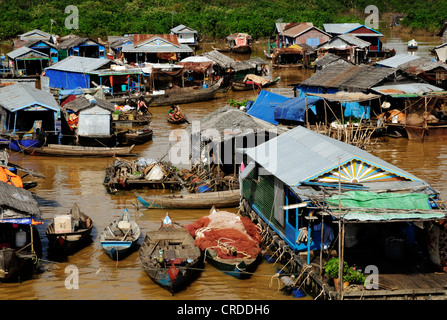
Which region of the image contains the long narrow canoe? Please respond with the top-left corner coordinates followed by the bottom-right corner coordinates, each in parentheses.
top-left (23, 144), bottom-right (137, 157)
top-left (135, 189), bottom-right (240, 209)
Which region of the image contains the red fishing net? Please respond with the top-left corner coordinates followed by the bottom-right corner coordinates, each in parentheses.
top-left (185, 210), bottom-right (262, 259)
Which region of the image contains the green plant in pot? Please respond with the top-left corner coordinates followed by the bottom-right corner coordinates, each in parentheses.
top-left (324, 257), bottom-right (349, 279)
top-left (344, 266), bottom-right (366, 284)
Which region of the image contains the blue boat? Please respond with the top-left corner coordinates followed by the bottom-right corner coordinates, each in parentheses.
top-left (100, 209), bottom-right (140, 260)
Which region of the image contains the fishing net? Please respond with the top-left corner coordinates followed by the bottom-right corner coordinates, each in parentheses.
top-left (185, 210), bottom-right (261, 259)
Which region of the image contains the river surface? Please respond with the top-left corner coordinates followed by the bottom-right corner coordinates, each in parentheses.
top-left (1, 32), bottom-right (446, 301)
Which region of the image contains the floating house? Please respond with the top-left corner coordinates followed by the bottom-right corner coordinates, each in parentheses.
top-left (108, 36), bottom-right (133, 60)
top-left (323, 23), bottom-right (390, 58)
top-left (14, 39), bottom-right (59, 64)
top-left (278, 23), bottom-right (331, 48)
top-left (239, 125), bottom-right (447, 299)
top-left (170, 25), bottom-right (198, 50)
top-left (226, 33), bottom-right (252, 53)
top-left (58, 36), bottom-right (106, 60)
top-left (121, 34), bottom-right (193, 64)
top-left (60, 95), bottom-right (116, 147)
top-left (7, 47), bottom-right (50, 76)
top-left (317, 34), bottom-right (371, 65)
top-left (0, 83), bottom-right (60, 150)
top-left (44, 56), bottom-right (112, 90)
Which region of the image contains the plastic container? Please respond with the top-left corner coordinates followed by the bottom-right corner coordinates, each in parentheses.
top-left (121, 84), bottom-right (127, 91)
top-left (15, 230), bottom-right (27, 247)
top-left (54, 215), bottom-right (72, 234)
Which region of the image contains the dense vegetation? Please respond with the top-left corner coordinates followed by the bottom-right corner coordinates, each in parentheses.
top-left (0, 0), bottom-right (445, 41)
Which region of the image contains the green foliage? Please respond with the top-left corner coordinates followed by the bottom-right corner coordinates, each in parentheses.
top-left (0, 0), bottom-right (444, 41)
top-left (324, 257), bottom-right (366, 284)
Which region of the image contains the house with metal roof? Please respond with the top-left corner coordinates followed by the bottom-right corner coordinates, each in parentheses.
top-left (279, 23), bottom-right (331, 48)
top-left (0, 83), bottom-right (59, 138)
top-left (323, 23), bottom-right (388, 56)
top-left (239, 124), bottom-right (445, 250)
top-left (374, 54), bottom-right (420, 68)
top-left (14, 39), bottom-right (59, 63)
top-left (170, 25), bottom-right (198, 49)
top-left (44, 56), bottom-right (112, 90)
top-left (317, 34), bottom-right (371, 65)
top-left (121, 34), bottom-right (193, 64)
top-left (7, 47), bottom-right (50, 76)
top-left (58, 36), bottom-right (106, 60)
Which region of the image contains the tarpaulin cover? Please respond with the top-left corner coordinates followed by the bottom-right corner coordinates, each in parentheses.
top-left (46, 69), bottom-right (90, 90)
top-left (0, 218), bottom-right (43, 225)
top-left (327, 191), bottom-right (431, 210)
top-left (246, 90), bottom-right (290, 125)
top-left (274, 96), bottom-right (321, 122)
top-left (325, 191), bottom-right (446, 221)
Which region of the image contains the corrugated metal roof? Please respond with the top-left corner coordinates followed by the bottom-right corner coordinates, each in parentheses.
top-left (19, 29), bottom-right (51, 40)
top-left (245, 126), bottom-right (426, 191)
top-left (0, 181), bottom-right (41, 217)
top-left (171, 25), bottom-right (197, 34)
top-left (371, 83), bottom-right (445, 96)
top-left (62, 95), bottom-right (115, 113)
top-left (7, 46), bottom-right (49, 60)
top-left (323, 23), bottom-right (363, 34)
top-left (121, 42), bottom-right (192, 53)
top-left (0, 83), bottom-right (60, 112)
top-left (320, 34), bottom-right (371, 49)
top-left (46, 56), bottom-right (111, 73)
top-left (300, 64), bottom-right (399, 91)
top-left (375, 54), bottom-right (421, 68)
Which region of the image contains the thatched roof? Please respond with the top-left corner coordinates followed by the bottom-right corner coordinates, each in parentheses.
top-left (300, 64), bottom-right (402, 92)
top-left (0, 181), bottom-right (40, 218)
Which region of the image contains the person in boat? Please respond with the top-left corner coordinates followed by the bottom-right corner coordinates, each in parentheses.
top-left (169, 105), bottom-right (185, 122)
top-left (137, 96), bottom-right (148, 115)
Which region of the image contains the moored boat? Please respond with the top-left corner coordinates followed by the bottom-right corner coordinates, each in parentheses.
top-left (23, 144), bottom-right (137, 157)
top-left (408, 39), bottom-right (418, 50)
top-left (100, 209), bottom-right (141, 260)
top-left (135, 189), bottom-right (240, 209)
top-left (46, 203), bottom-right (93, 256)
top-left (185, 207), bottom-right (261, 279)
top-left (139, 214), bottom-right (202, 294)
top-left (117, 128), bottom-right (153, 146)
top-left (232, 75), bottom-right (280, 91)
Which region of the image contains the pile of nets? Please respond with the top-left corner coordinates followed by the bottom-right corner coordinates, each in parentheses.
top-left (185, 209), bottom-right (262, 259)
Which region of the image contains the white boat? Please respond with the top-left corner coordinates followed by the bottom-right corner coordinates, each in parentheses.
top-left (408, 39), bottom-right (418, 50)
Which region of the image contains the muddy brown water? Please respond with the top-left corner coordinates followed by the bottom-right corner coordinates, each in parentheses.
top-left (1, 33), bottom-right (446, 301)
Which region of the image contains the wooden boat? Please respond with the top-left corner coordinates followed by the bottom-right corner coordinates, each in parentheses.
top-left (135, 189), bottom-right (240, 209)
top-left (232, 75), bottom-right (280, 91)
top-left (167, 116), bottom-right (188, 124)
top-left (227, 33), bottom-right (252, 53)
top-left (117, 128), bottom-right (153, 146)
top-left (141, 79), bottom-right (222, 107)
top-left (139, 215), bottom-right (202, 294)
top-left (185, 208), bottom-right (261, 279)
top-left (100, 209), bottom-right (141, 260)
top-left (405, 123), bottom-right (447, 142)
top-left (23, 144), bottom-right (137, 157)
top-left (46, 204), bottom-right (93, 255)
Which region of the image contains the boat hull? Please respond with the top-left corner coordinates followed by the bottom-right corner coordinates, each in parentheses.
top-left (139, 227), bottom-right (202, 294)
top-left (0, 248), bottom-right (37, 282)
top-left (101, 241), bottom-right (136, 260)
top-left (46, 228), bottom-right (93, 255)
top-left (24, 144), bottom-right (136, 157)
top-left (205, 249), bottom-right (258, 279)
top-left (135, 189), bottom-right (240, 209)
top-left (405, 125), bottom-right (447, 142)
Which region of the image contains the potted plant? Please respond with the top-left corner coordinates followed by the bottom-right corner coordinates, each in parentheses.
top-left (323, 257), bottom-right (350, 290)
top-left (112, 110), bottom-right (121, 120)
top-left (344, 266), bottom-right (366, 285)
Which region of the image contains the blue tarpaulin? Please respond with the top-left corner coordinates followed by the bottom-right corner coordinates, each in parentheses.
top-left (246, 90), bottom-right (290, 125)
top-left (45, 69), bottom-right (90, 90)
top-left (343, 102), bottom-right (370, 119)
top-left (274, 97), bottom-right (322, 123)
